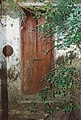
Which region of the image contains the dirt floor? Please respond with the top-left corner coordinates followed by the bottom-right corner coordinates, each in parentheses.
top-left (0, 95), bottom-right (48, 120)
top-left (44, 110), bottom-right (77, 120)
top-left (0, 95), bottom-right (78, 120)
top-left (0, 106), bottom-right (77, 120)
top-left (0, 105), bottom-right (78, 120)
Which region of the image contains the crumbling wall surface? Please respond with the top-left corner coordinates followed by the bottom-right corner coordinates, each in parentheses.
top-left (0, 16), bottom-right (7, 68)
top-left (6, 15), bottom-right (21, 101)
top-left (0, 15), bottom-right (21, 101)
top-left (0, 16), bottom-right (7, 101)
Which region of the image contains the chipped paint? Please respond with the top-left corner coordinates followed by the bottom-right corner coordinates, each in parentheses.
top-left (0, 15), bottom-right (21, 98)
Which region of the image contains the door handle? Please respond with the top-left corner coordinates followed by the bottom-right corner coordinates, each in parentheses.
top-left (32, 58), bottom-right (41, 61)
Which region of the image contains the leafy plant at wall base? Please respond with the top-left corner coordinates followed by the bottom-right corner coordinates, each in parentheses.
top-left (1, 0), bottom-right (81, 119)
top-left (38, 65), bottom-right (77, 114)
top-left (34, 0), bottom-right (81, 117)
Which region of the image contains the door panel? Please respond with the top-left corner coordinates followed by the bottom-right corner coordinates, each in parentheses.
top-left (21, 13), bottom-right (54, 95)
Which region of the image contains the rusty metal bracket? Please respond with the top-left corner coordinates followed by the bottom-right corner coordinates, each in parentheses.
top-left (3, 45), bottom-right (13, 57)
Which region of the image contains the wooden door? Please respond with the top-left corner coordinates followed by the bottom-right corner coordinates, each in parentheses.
top-left (21, 12), bottom-right (54, 95)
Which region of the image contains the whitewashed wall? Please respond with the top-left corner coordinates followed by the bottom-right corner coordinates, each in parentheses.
top-left (0, 16), bottom-right (7, 68)
top-left (6, 15), bottom-right (21, 92)
top-left (0, 15), bottom-right (21, 99)
top-left (55, 45), bottom-right (81, 59)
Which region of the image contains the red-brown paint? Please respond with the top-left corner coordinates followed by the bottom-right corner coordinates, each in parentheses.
top-left (21, 11), bottom-right (54, 95)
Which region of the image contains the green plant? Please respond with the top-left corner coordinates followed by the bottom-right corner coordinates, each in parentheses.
top-left (38, 65), bottom-right (77, 111)
top-left (35, 0), bottom-right (81, 118)
top-left (1, 0), bottom-right (81, 118)
top-left (35, 0), bottom-right (81, 49)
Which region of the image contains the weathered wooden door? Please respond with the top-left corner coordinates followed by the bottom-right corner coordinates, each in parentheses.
top-left (21, 12), bottom-right (54, 94)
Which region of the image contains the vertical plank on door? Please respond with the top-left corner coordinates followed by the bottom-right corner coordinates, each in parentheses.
top-left (21, 12), bottom-right (54, 95)
top-left (31, 14), bottom-right (38, 94)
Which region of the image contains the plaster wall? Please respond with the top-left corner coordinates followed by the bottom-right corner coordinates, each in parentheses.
top-left (0, 15), bottom-right (21, 101)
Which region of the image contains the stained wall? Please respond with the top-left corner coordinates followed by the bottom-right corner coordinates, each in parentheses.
top-left (0, 15), bottom-right (21, 101)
